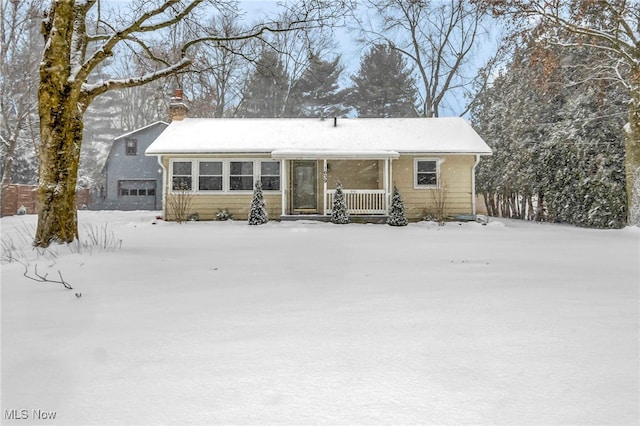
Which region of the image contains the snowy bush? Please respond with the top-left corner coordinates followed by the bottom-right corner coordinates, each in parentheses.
top-left (216, 209), bottom-right (233, 221)
top-left (387, 185), bottom-right (408, 226)
top-left (330, 181), bottom-right (349, 224)
top-left (248, 181), bottom-right (268, 225)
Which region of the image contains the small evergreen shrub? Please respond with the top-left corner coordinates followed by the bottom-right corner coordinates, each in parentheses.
top-left (216, 209), bottom-right (233, 221)
top-left (387, 185), bottom-right (408, 226)
top-left (331, 181), bottom-right (349, 224)
top-left (248, 180), bottom-right (268, 225)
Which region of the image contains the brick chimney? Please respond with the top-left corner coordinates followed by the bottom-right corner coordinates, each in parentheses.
top-left (169, 89), bottom-right (188, 121)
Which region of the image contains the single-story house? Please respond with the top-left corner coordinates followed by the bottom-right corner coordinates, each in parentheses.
top-left (98, 121), bottom-right (168, 210)
top-left (145, 112), bottom-right (492, 222)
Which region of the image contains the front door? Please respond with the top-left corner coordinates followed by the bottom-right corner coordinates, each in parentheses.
top-left (291, 161), bottom-right (317, 213)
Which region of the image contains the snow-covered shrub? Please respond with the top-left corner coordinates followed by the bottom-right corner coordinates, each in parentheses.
top-left (330, 181), bottom-right (349, 224)
top-left (387, 185), bottom-right (408, 226)
top-left (16, 205), bottom-right (26, 215)
top-left (248, 181), bottom-right (268, 225)
top-left (216, 209), bottom-right (233, 221)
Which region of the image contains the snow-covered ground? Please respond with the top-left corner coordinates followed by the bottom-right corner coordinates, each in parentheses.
top-left (1, 211), bottom-right (638, 425)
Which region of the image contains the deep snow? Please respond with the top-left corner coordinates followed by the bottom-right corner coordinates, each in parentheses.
top-left (1, 211), bottom-right (638, 425)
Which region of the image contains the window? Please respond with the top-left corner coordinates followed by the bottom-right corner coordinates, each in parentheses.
top-left (230, 161), bottom-right (254, 191)
top-left (261, 161), bottom-right (280, 190)
top-left (199, 161), bottom-right (223, 191)
top-left (415, 159), bottom-right (439, 188)
top-left (125, 139), bottom-right (137, 156)
top-left (169, 159), bottom-right (281, 193)
top-left (172, 161), bottom-right (193, 190)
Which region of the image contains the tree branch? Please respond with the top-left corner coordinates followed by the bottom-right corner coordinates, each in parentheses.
top-left (23, 264), bottom-right (73, 290)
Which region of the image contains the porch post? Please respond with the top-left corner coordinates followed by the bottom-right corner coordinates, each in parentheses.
top-left (281, 159), bottom-right (287, 217)
top-left (384, 158), bottom-right (389, 213)
top-left (323, 159), bottom-right (328, 216)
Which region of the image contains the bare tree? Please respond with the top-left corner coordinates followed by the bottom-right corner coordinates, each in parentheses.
top-left (34, 0), bottom-right (352, 247)
top-left (357, 0), bottom-right (497, 117)
top-left (0, 0), bottom-right (42, 199)
top-left (480, 0), bottom-right (639, 224)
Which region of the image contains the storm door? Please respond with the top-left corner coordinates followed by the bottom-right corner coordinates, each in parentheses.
top-left (291, 161), bottom-right (317, 213)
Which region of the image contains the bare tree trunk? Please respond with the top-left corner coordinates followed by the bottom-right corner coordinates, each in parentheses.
top-left (535, 191), bottom-right (544, 221)
top-left (35, 95), bottom-right (85, 246)
top-left (1, 129), bottom-right (21, 217)
top-left (34, 0), bottom-right (85, 247)
top-left (626, 66), bottom-right (640, 225)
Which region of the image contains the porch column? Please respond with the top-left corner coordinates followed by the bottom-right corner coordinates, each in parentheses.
top-left (281, 159), bottom-right (287, 216)
top-left (323, 159), bottom-right (328, 216)
top-left (383, 158), bottom-right (389, 213)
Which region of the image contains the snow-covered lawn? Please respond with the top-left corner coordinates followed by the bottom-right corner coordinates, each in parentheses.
top-left (1, 211), bottom-right (638, 425)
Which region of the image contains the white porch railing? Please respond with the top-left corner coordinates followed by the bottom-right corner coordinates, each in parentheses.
top-left (326, 189), bottom-right (387, 215)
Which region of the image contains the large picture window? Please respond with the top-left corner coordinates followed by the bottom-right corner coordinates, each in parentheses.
top-left (415, 159), bottom-right (439, 188)
top-left (170, 159), bottom-right (280, 193)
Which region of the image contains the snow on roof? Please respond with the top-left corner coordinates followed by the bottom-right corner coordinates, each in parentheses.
top-left (114, 121), bottom-right (169, 141)
top-left (145, 117), bottom-right (492, 156)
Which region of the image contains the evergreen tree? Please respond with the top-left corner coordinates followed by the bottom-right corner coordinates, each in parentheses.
top-left (330, 181), bottom-right (349, 224)
top-left (347, 44), bottom-right (417, 118)
top-left (248, 180), bottom-right (268, 225)
top-left (471, 27), bottom-right (627, 228)
top-left (387, 185), bottom-right (408, 226)
top-left (292, 54), bottom-right (346, 117)
top-left (238, 50), bottom-right (289, 118)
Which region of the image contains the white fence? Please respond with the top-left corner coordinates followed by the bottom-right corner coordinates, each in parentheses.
top-left (326, 189), bottom-right (387, 215)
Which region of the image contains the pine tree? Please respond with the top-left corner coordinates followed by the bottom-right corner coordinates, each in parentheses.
top-left (387, 185), bottom-right (408, 226)
top-left (248, 180), bottom-right (268, 225)
top-left (330, 181), bottom-right (349, 224)
top-left (292, 54), bottom-right (346, 117)
top-left (347, 44), bottom-right (417, 118)
top-left (238, 50), bottom-right (289, 118)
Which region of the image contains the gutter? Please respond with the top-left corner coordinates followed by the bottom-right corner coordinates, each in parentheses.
top-left (156, 155), bottom-right (167, 215)
top-left (471, 154), bottom-right (480, 215)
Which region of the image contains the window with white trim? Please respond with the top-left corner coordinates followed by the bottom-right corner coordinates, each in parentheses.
top-left (172, 161), bottom-right (192, 190)
top-left (415, 159), bottom-right (439, 188)
top-left (261, 161), bottom-right (280, 190)
top-left (170, 159), bottom-right (280, 193)
top-left (230, 161), bottom-right (254, 191)
top-left (198, 161), bottom-right (223, 191)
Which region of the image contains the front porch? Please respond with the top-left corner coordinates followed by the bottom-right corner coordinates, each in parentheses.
top-left (271, 151), bottom-right (399, 218)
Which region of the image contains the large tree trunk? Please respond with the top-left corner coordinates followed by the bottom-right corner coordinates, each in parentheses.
top-left (34, 100), bottom-right (84, 247)
top-left (34, 1), bottom-right (86, 247)
top-left (626, 66), bottom-right (640, 226)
